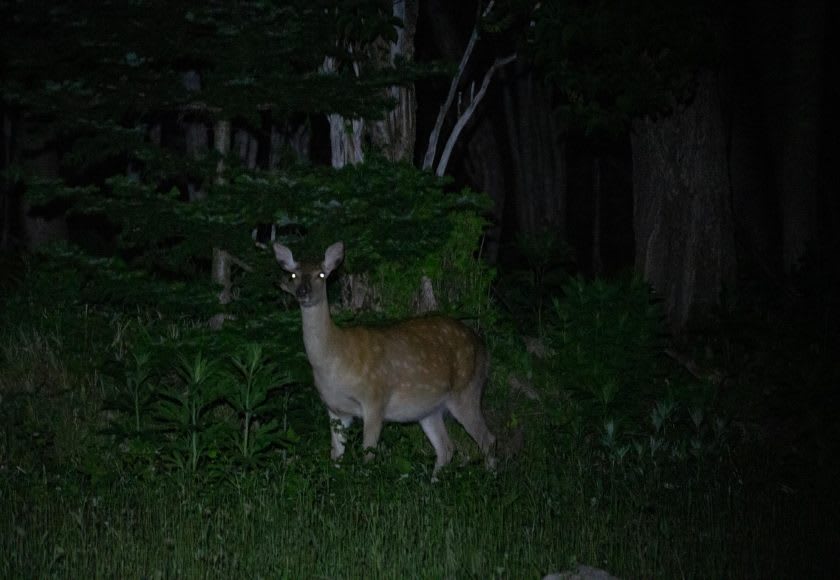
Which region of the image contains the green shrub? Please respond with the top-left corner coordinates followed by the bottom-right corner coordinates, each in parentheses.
top-left (101, 343), bottom-right (300, 480)
top-left (23, 157), bottom-right (493, 325)
top-left (537, 276), bottom-right (731, 480)
top-left (494, 229), bottom-right (574, 333)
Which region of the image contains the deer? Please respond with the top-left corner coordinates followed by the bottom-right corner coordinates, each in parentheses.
top-left (274, 241), bottom-right (495, 479)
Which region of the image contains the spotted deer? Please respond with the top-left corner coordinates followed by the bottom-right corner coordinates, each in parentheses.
top-left (274, 241), bottom-right (495, 478)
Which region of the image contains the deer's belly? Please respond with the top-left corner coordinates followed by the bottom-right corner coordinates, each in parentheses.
top-left (315, 385), bottom-right (362, 417)
top-left (315, 375), bottom-right (448, 423)
top-left (384, 389), bottom-right (449, 422)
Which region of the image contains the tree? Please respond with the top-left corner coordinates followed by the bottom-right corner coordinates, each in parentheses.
top-left (632, 74), bottom-right (734, 331)
top-left (422, 0), bottom-right (516, 179)
top-left (368, 0), bottom-right (420, 163)
top-left (316, 0), bottom-right (420, 167)
top-left (735, 0), bottom-right (826, 273)
top-left (0, 1), bottom-right (487, 323)
top-left (420, 0), bottom-right (522, 261)
top-left (530, 0), bottom-right (731, 331)
top-left (1, 0), bottom-right (401, 174)
top-left (501, 60), bottom-right (567, 241)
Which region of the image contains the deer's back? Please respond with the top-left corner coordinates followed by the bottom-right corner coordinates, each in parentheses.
top-left (322, 316), bottom-right (484, 408)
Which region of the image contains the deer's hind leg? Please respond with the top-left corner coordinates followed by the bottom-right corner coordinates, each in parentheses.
top-left (447, 346), bottom-right (496, 462)
top-left (419, 410), bottom-right (453, 479)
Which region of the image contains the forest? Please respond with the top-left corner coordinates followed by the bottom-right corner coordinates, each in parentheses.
top-left (1, 0), bottom-right (838, 577)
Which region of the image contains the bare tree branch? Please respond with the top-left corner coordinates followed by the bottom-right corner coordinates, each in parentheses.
top-left (422, 0), bottom-right (495, 171)
top-left (435, 54), bottom-right (515, 177)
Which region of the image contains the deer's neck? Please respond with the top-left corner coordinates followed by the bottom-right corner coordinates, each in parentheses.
top-left (299, 301), bottom-right (341, 367)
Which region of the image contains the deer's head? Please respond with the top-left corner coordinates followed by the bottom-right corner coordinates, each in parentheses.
top-left (273, 241), bottom-right (344, 308)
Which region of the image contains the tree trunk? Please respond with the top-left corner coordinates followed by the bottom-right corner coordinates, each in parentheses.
top-left (422, 0), bottom-right (509, 262)
top-left (413, 275), bottom-right (438, 314)
top-left (464, 119), bottom-right (506, 263)
top-left (591, 157), bottom-right (603, 277)
top-left (340, 273), bottom-right (377, 312)
top-left (233, 128), bottom-right (259, 170)
top-left (214, 120), bottom-right (231, 184)
top-left (771, 0), bottom-right (825, 271)
top-left (631, 73), bottom-right (735, 333)
top-left (269, 119), bottom-right (311, 168)
top-left (1, 111), bottom-right (12, 250)
top-left (723, 34), bottom-right (781, 277)
top-left (212, 247), bottom-right (234, 305)
top-left (149, 123), bottom-right (162, 147)
top-left (327, 113), bottom-right (364, 169)
top-left (18, 115), bottom-right (67, 249)
top-left (185, 121), bottom-right (208, 201)
top-left (368, 0), bottom-right (418, 162)
top-left (502, 66), bottom-right (567, 239)
top-left (182, 70), bottom-right (208, 201)
top-left (323, 57), bottom-right (364, 168)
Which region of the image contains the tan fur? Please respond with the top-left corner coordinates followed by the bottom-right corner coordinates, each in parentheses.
top-left (274, 241), bottom-right (495, 478)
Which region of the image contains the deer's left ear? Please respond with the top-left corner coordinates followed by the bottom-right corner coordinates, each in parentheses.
top-left (273, 243), bottom-right (298, 272)
top-left (323, 242), bottom-right (344, 275)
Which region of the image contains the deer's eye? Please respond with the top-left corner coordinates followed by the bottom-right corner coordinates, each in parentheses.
top-left (290, 273), bottom-right (297, 279)
top-left (319, 272), bottom-right (325, 279)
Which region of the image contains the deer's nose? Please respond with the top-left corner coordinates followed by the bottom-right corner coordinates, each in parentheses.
top-left (296, 279), bottom-right (311, 300)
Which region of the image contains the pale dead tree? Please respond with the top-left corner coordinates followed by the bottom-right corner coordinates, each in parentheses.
top-left (211, 247), bottom-right (253, 305)
top-left (321, 2), bottom-right (421, 168)
top-left (213, 119), bottom-right (231, 185)
top-left (323, 45), bottom-right (369, 307)
top-left (423, 0), bottom-right (515, 177)
top-left (322, 55), bottom-right (365, 168)
top-left (413, 275), bottom-right (439, 314)
top-left (181, 70), bottom-right (209, 201)
top-left (234, 128), bottom-right (259, 170)
top-left (368, 0), bottom-right (419, 162)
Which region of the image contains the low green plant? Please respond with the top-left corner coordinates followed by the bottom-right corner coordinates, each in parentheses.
top-left (535, 276), bottom-right (731, 483)
top-left (2, 263), bottom-right (837, 578)
top-left (103, 343), bottom-right (299, 478)
top-left (496, 229), bottom-right (573, 332)
top-left (154, 353), bottom-right (222, 474)
top-left (104, 350), bottom-right (155, 436)
top-left (225, 344), bottom-right (298, 467)
top-left (544, 276), bottom-right (664, 417)
top-left (373, 209), bottom-right (496, 322)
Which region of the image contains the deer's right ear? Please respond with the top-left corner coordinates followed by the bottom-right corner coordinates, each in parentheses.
top-left (323, 241), bottom-right (344, 275)
top-left (273, 243), bottom-right (298, 272)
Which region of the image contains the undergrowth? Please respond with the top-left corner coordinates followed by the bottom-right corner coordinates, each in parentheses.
top-left (1, 253), bottom-right (838, 578)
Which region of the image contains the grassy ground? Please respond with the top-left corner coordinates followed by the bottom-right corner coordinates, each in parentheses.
top-left (1, 267), bottom-right (838, 578)
top-left (3, 421), bottom-right (836, 578)
top-left (0, 430), bottom-right (739, 579)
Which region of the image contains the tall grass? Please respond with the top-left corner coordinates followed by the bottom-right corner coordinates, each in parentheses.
top-left (2, 275), bottom-right (838, 578)
top-left (2, 439), bottom-right (748, 579)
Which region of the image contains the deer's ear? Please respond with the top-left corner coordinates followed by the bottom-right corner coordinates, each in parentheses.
top-left (273, 243), bottom-right (298, 272)
top-left (323, 242), bottom-right (344, 275)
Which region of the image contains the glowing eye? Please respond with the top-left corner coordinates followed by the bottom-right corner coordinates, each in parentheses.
top-left (290, 273), bottom-right (297, 279)
top-left (319, 272), bottom-right (326, 278)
